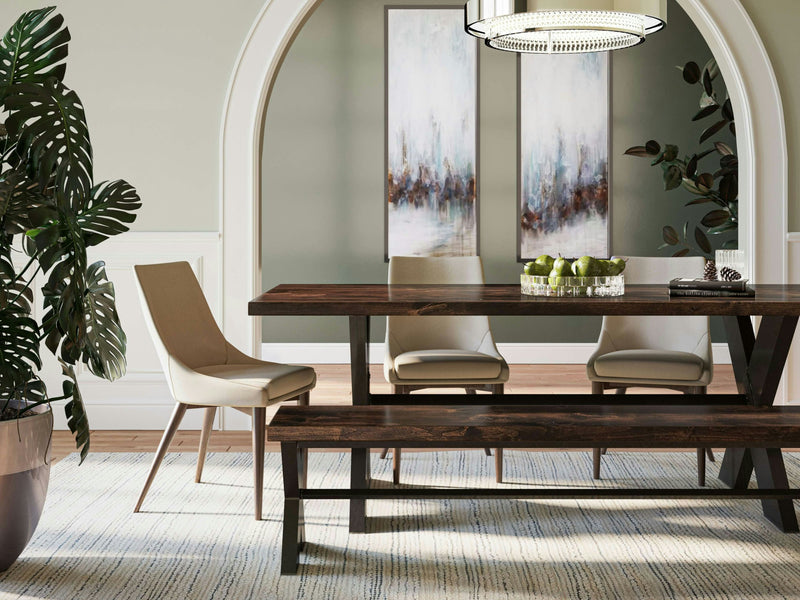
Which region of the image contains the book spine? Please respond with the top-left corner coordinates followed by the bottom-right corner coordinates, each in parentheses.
top-left (669, 280), bottom-right (747, 291)
top-left (669, 289), bottom-right (754, 298)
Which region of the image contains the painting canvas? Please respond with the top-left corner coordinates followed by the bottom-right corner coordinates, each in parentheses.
top-left (519, 52), bottom-right (610, 260)
top-left (385, 7), bottom-right (478, 259)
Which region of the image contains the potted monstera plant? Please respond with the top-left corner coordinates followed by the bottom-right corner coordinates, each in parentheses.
top-left (0, 7), bottom-right (140, 570)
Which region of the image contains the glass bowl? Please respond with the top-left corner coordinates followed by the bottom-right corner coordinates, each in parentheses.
top-left (520, 274), bottom-right (625, 297)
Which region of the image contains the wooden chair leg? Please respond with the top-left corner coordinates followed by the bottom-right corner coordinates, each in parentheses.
top-left (706, 448), bottom-right (716, 462)
top-left (484, 448), bottom-right (492, 456)
top-left (591, 382), bottom-right (604, 478)
top-left (697, 447), bottom-right (706, 486)
top-left (495, 448), bottom-right (504, 483)
top-left (493, 383), bottom-right (504, 481)
top-left (593, 447), bottom-right (602, 480)
top-left (392, 448), bottom-right (401, 485)
top-left (253, 407), bottom-right (266, 520)
top-left (380, 448), bottom-right (389, 459)
top-left (195, 406), bottom-right (217, 483)
top-left (135, 402), bottom-right (188, 512)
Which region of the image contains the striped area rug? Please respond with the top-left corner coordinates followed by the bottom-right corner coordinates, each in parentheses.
top-left (2, 451), bottom-right (800, 599)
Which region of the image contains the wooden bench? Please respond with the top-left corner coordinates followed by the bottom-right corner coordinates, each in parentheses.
top-left (268, 404), bottom-right (800, 575)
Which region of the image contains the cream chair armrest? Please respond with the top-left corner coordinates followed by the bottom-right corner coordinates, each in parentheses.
top-left (167, 355), bottom-right (262, 407)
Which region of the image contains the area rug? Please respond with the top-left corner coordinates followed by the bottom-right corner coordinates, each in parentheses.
top-left (2, 450), bottom-right (800, 599)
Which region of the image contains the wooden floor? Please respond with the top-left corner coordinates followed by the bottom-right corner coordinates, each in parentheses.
top-left (51, 364), bottom-right (739, 462)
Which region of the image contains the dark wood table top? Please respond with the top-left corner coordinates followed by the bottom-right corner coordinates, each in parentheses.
top-left (267, 404), bottom-right (800, 447)
top-left (249, 283), bottom-right (800, 317)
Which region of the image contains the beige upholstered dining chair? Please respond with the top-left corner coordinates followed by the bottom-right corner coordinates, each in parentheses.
top-left (382, 256), bottom-right (509, 483)
top-left (587, 256), bottom-right (715, 485)
top-left (133, 262), bottom-right (316, 520)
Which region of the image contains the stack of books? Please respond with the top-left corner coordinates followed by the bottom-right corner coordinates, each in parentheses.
top-left (669, 278), bottom-right (755, 298)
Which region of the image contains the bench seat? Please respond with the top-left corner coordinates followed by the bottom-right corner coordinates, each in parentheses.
top-left (268, 404), bottom-right (800, 448)
top-left (271, 403), bottom-right (800, 574)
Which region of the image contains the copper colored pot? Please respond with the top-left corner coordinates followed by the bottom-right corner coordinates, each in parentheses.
top-left (0, 407), bottom-right (52, 572)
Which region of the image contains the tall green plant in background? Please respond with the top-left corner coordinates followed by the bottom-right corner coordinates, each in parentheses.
top-left (0, 7), bottom-right (141, 460)
top-left (625, 59), bottom-right (738, 258)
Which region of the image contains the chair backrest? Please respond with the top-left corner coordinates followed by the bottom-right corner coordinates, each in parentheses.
top-left (601, 256), bottom-right (710, 355)
top-left (386, 256), bottom-right (495, 354)
top-left (134, 262), bottom-right (228, 372)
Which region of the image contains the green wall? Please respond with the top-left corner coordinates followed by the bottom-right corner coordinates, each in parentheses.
top-left (0, 1), bottom-right (792, 238)
top-left (260, 0), bottom-right (731, 343)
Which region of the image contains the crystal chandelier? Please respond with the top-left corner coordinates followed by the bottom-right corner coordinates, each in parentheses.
top-left (465, 0), bottom-right (667, 54)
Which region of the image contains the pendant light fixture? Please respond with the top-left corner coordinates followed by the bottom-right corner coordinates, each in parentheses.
top-left (465, 0), bottom-right (667, 54)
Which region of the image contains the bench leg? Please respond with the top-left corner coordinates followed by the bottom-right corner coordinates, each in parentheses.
top-left (350, 448), bottom-right (370, 532)
top-left (281, 442), bottom-right (304, 575)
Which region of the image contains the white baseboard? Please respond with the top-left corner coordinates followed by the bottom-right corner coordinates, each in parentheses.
top-left (261, 342), bottom-right (732, 365)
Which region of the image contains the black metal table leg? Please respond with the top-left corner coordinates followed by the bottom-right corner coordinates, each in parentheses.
top-left (751, 447), bottom-right (799, 532)
top-left (348, 315), bottom-right (371, 533)
top-left (281, 442), bottom-right (303, 575)
top-left (721, 315), bottom-right (799, 531)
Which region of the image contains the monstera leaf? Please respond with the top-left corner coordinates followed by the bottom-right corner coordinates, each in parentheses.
top-left (82, 261), bottom-right (126, 381)
top-left (0, 165), bottom-right (49, 234)
top-left (5, 78), bottom-right (92, 206)
top-left (78, 180), bottom-right (141, 247)
top-left (0, 7), bottom-right (69, 103)
top-left (0, 307), bottom-right (41, 401)
top-left (61, 363), bottom-right (89, 461)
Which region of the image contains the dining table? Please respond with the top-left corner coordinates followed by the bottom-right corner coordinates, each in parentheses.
top-left (249, 283), bottom-right (800, 533)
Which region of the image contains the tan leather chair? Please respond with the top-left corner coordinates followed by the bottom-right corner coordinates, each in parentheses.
top-left (133, 262), bottom-right (316, 519)
top-left (383, 256), bottom-right (509, 483)
top-left (587, 256), bottom-right (715, 485)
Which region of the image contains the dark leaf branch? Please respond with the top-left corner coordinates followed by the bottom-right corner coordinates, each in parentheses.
top-left (625, 58), bottom-right (737, 258)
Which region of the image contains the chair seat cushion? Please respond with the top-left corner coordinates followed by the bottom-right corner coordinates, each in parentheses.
top-left (593, 349), bottom-right (705, 382)
top-left (393, 349), bottom-right (503, 380)
top-left (196, 362), bottom-right (316, 403)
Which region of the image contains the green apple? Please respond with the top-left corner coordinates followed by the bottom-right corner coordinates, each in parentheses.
top-left (596, 259), bottom-right (613, 276)
top-left (608, 256), bottom-right (628, 276)
top-left (524, 261), bottom-right (550, 276)
top-left (571, 256), bottom-right (601, 277)
top-left (552, 255), bottom-right (572, 276)
top-left (535, 254), bottom-right (555, 271)
top-left (548, 256), bottom-right (573, 288)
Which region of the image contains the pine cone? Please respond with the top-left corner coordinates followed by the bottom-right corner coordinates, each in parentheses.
top-left (703, 260), bottom-right (717, 281)
top-left (719, 266), bottom-right (742, 281)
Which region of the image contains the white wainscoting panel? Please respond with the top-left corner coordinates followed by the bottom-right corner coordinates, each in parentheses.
top-left (39, 232), bottom-right (223, 431)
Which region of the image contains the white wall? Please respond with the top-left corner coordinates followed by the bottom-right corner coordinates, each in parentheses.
top-left (0, 0), bottom-right (265, 231)
top-left (0, 1), bottom-right (798, 431)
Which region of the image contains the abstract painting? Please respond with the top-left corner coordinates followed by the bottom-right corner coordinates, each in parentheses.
top-left (518, 52), bottom-right (610, 260)
top-left (385, 7), bottom-right (478, 259)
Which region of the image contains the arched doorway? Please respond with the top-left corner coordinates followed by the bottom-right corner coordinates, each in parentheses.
top-left (220, 0), bottom-right (786, 367)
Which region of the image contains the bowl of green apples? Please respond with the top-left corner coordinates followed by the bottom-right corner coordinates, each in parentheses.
top-left (520, 255), bottom-right (626, 297)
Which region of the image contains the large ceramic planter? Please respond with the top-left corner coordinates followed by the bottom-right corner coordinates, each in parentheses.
top-left (0, 407), bottom-right (53, 571)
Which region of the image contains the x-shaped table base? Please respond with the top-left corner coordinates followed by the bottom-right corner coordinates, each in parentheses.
top-left (719, 315), bottom-right (800, 531)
